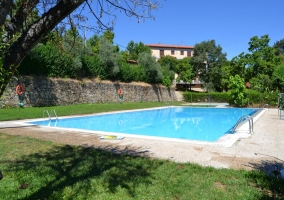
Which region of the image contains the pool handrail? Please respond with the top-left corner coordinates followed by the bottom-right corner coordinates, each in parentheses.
top-left (43, 110), bottom-right (58, 121)
top-left (230, 115), bottom-right (253, 134)
top-left (50, 110), bottom-right (58, 121)
top-left (43, 110), bottom-right (51, 120)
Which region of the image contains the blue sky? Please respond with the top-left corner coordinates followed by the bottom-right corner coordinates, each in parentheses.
top-left (84, 0), bottom-right (283, 60)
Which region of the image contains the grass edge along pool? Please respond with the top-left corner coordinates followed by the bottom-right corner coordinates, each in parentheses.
top-left (28, 107), bottom-right (261, 142)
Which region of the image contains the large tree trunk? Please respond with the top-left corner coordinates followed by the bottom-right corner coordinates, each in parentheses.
top-left (0, 0), bottom-right (85, 97)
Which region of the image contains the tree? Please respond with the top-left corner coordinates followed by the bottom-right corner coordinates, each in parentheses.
top-left (158, 55), bottom-right (178, 72)
top-left (175, 57), bottom-right (194, 84)
top-left (124, 41), bottom-right (151, 61)
top-left (231, 35), bottom-right (282, 92)
top-left (220, 64), bottom-right (233, 92)
top-left (272, 64), bottom-right (284, 92)
top-left (273, 38), bottom-right (284, 56)
top-left (98, 37), bottom-right (121, 79)
top-left (138, 52), bottom-right (163, 83)
top-left (88, 30), bottom-right (118, 54)
top-left (158, 55), bottom-right (177, 88)
top-left (190, 40), bottom-right (227, 92)
top-left (0, 0), bottom-right (161, 97)
top-left (230, 52), bottom-right (248, 79)
top-left (249, 74), bottom-right (273, 93)
top-left (246, 35), bottom-right (281, 79)
top-left (18, 28), bottom-right (90, 78)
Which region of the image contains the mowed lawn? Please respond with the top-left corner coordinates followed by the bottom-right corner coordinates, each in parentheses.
top-left (0, 102), bottom-right (283, 199)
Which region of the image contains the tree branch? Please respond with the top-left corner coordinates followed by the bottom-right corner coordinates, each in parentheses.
top-left (4, 0), bottom-right (85, 68)
top-left (4, 0), bottom-right (40, 40)
top-left (0, 0), bottom-right (14, 26)
top-left (85, 1), bottom-right (109, 30)
top-left (0, 0), bottom-right (85, 96)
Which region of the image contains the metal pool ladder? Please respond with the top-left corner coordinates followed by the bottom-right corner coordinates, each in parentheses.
top-left (43, 110), bottom-right (58, 121)
top-left (230, 115), bottom-right (253, 134)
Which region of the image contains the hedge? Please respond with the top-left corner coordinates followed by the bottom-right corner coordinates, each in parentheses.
top-left (183, 92), bottom-right (229, 103)
top-left (183, 91), bottom-right (279, 107)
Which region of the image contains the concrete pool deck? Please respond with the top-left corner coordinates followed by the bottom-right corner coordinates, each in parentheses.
top-left (0, 108), bottom-right (284, 173)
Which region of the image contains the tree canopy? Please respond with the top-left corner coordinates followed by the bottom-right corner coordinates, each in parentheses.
top-left (274, 38), bottom-right (284, 56)
top-left (231, 35), bottom-right (282, 92)
top-left (190, 40), bottom-right (227, 91)
top-left (122, 41), bottom-right (152, 61)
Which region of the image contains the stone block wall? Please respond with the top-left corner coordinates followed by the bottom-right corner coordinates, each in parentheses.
top-left (1, 76), bottom-right (176, 107)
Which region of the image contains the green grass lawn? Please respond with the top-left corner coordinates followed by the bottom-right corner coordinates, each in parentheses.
top-left (0, 102), bottom-right (284, 199)
top-left (0, 102), bottom-right (183, 121)
top-left (0, 133), bottom-right (283, 199)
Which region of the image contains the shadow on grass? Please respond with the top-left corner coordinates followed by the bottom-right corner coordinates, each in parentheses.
top-left (245, 154), bottom-right (284, 199)
top-left (5, 144), bottom-right (162, 199)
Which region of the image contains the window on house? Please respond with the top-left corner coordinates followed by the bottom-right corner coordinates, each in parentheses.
top-left (160, 50), bottom-right (164, 57)
top-left (171, 50), bottom-right (175, 55)
top-left (180, 51), bottom-right (184, 55)
top-left (187, 51), bottom-right (192, 57)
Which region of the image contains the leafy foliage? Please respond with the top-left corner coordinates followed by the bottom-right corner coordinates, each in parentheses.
top-left (117, 63), bottom-right (134, 82)
top-left (138, 52), bottom-right (163, 83)
top-left (273, 38), bottom-right (284, 56)
top-left (18, 28), bottom-right (88, 79)
top-left (191, 40), bottom-right (227, 91)
top-left (175, 57), bottom-right (194, 83)
top-left (228, 75), bottom-right (248, 107)
top-left (272, 64), bottom-right (284, 92)
top-left (124, 41), bottom-right (151, 61)
top-left (158, 55), bottom-right (178, 72)
top-left (98, 38), bottom-right (121, 79)
top-left (183, 92), bottom-right (229, 103)
top-left (249, 74), bottom-right (273, 93)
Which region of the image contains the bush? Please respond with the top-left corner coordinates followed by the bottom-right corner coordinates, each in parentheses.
top-left (118, 63), bottom-right (134, 82)
top-left (247, 89), bottom-right (279, 106)
top-left (131, 65), bottom-right (147, 82)
top-left (19, 43), bottom-right (80, 78)
top-left (183, 92), bottom-right (229, 103)
top-left (228, 75), bottom-right (248, 107)
top-left (183, 90), bottom-right (279, 107)
top-left (81, 54), bottom-right (101, 77)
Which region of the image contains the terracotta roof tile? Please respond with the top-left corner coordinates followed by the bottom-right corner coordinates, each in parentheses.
top-left (146, 44), bottom-right (194, 49)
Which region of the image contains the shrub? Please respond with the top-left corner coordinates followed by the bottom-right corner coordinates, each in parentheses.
top-left (247, 89), bottom-right (279, 106)
top-left (183, 92), bottom-right (229, 103)
top-left (118, 63), bottom-right (134, 82)
top-left (19, 43), bottom-right (80, 78)
top-left (228, 75), bottom-right (248, 107)
top-left (131, 65), bottom-right (147, 82)
top-left (81, 54), bottom-right (101, 77)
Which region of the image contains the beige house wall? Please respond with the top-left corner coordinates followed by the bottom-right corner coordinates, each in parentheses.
top-left (146, 44), bottom-right (194, 60)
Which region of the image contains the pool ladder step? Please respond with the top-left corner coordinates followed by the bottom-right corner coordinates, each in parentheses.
top-left (43, 110), bottom-right (58, 121)
top-left (230, 115), bottom-right (253, 134)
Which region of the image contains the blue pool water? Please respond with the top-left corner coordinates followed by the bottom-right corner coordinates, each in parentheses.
top-left (28, 107), bottom-right (260, 142)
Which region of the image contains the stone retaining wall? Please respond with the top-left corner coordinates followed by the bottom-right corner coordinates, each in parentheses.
top-left (1, 76), bottom-right (176, 107)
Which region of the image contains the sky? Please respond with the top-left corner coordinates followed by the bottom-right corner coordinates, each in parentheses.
top-left (84, 0), bottom-right (284, 60)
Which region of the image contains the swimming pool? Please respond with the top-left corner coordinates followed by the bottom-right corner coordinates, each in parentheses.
top-left (28, 107), bottom-right (261, 142)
